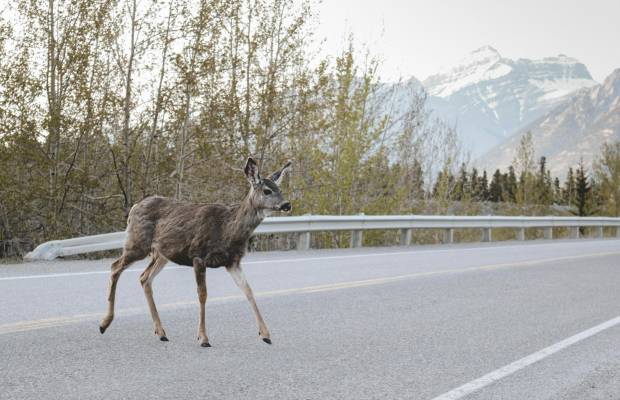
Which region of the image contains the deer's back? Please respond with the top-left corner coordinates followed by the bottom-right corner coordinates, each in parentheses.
top-left (126, 196), bottom-right (240, 267)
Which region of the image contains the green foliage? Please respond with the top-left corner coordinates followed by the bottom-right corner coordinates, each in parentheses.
top-left (573, 161), bottom-right (592, 216)
top-left (594, 142), bottom-right (620, 216)
top-left (0, 0), bottom-right (616, 256)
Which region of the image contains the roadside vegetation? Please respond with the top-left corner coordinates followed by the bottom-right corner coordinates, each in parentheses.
top-left (0, 0), bottom-right (618, 256)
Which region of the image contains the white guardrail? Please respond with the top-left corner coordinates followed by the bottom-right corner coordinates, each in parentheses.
top-left (24, 215), bottom-right (620, 261)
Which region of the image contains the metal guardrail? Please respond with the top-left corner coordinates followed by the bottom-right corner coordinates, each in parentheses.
top-left (24, 215), bottom-right (620, 261)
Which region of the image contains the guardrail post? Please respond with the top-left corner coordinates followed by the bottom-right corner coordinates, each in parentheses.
top-left (516, 228), bottom-right (525, 241)
top-left (399, 229), bottom-right (412, 246)
top-left (350, 230), bottom-right (363, 248)
top-left (443, 228), bottom-right (454, 244)
top-left (570, 227), bottom-right (580, 239)
top-left (297, 232), bottom-right (311, 250)
top-left (594, 226), bottom-right (604, 238)
top-left (543, 227), bottom-right (553, 240)
top-left (482, 228), bottom-right (492, 242)
top-left (616, 226), bottom-right (620, 238)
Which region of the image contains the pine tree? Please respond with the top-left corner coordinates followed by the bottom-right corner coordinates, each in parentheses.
top-left (505, 166), bottom-right (517, 202)
top-left (573, 161), bottom-right (591, 217)
top-left (411, 159), bottom-right (425, 200)
top-left (477, 170), bottom-right (489, 201)
top-left (536, 156), bottom-right (552, 205)
top-left (489, 169), bottom-right (503, 202)
top-left (553, 177), bottom-right (562, 204)
top-left (470, 168), bottom-right (479, 199)
top-left (432, 168), bottom-right (455, 202)
top-left (454, 163), bottom-right (468, 201)
top-left (563, 167), bottom-right (576, 206)
top-left (589, 176), bottom-right (602, 215)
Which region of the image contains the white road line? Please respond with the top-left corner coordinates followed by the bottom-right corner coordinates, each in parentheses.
top-left (430, 315), bottom-right (620, 400)
top-left (1, 240), bottom-right (618, 282)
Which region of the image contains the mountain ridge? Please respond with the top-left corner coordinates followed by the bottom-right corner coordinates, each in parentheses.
top-left (420, 46), bottom-right (598, 157)
top-left (478, 68), bottom-right (620, 176)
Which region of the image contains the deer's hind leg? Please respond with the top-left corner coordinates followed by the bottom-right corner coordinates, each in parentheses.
top-left (139, 253), bottom-right (168, 341)
top-left (99, 250), bottom-right (144, 334)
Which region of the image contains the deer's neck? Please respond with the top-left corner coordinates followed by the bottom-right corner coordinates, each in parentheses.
top-left (227, 194), bottom-right (264, 243)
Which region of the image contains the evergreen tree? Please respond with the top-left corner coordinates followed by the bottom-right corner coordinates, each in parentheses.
top-left (489, 169), bottom-right (503, 202)
top-left (563, 168), bottom-right (576, 206)
top-left (477, 170), bottom-right (489, 201)
top-left (411, 159), bottom-right (425, 200)
top-left (553, 177), bottom-right (562, 204)
top-left (454, 163), bottom-right (468, 201)
top-left (432, 168), bottom-right (456, 202)
top-left (505, 166), bottom-right (517, 202)
top-left (536, 156), bottom-right (553, 205)
top-left (470, 168), bottom-right (479, 199)
top-left (589, 176), bottom-right (602, 215)
top-left (573, 161), bottom-right (591, 217)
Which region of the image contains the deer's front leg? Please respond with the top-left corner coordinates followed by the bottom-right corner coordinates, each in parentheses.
top-left (226, 261), bottom-right (271, 344)
top-left (193, 258), bottom-right (210, 347)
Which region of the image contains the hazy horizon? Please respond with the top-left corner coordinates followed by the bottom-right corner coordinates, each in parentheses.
top-left (312, 0), bottom-right (620, 83)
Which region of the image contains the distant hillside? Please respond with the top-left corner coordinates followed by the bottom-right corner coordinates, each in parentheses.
top-left (479, 69), bottom-right (620, 176)
top-left (423, 46), bottom-right (597, 157)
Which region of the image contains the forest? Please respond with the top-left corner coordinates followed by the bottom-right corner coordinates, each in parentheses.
top-left (0, 0), bottom-right (619, 257)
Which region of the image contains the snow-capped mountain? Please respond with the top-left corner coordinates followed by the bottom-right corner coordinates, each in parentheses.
top-left (423, 46), bottom-right (597, 156)
top-left (480, 69), bottom-right (620, 176)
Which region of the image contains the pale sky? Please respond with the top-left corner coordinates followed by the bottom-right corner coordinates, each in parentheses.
top-left (312, 0), bottom-right (620, 82)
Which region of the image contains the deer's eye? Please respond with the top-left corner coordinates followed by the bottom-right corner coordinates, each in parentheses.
top-left (263, 189), bottom-right (272, 195)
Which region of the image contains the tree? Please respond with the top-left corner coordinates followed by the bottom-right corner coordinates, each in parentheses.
top-left (6, 0), bottom-right (587, 255)
top-left (489, 169), bottom-right (503, 202)
top-left (513, 131), bottom-right (535, 205)
top-left (563, 167), bottom-right (576, 206)
top-left (474, 170), bottom-right (489, 201)
top-left (470, 168), bottom-right (479, 199)
top-left (454, 163), bottom-right (468, 201)
top-left (536, 156), bottom-right (552, 205)
top-left (432, 167), bottom-right (456, 205)
top-left (504, 166), bottom-right (517, 203)
top-left (573, 160), bottom-right (592, 217)
top-left (593, 141), bottom-right (620, 216)
top-left (553, 177), bottom-right (562, 204)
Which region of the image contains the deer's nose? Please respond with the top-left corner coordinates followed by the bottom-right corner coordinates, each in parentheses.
top-left (279, 202), bottom-right (291, 212)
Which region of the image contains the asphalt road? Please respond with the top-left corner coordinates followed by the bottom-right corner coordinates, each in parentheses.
top-left (1, 239), bottom-right (619, 400)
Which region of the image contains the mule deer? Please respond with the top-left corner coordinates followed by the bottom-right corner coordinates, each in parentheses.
top-left (99, 157), bottom-right (292, 347)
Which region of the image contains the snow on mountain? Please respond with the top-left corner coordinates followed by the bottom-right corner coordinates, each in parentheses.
top-left (425, 46), bottom-right (510, 98)
top-left (479, 69), bottom-right (620, 177)
top-left (422, 46), bottom-right (598, 156)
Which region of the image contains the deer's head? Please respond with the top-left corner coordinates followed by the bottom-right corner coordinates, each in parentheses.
top-left (244, 157), bottom-right (292, 214)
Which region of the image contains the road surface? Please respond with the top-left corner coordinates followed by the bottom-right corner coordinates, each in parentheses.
top-left (1, 239), bottom-right (619, 399)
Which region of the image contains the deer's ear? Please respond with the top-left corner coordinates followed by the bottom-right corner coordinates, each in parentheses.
top-left (269, 160), bottom-right (292, 185)
top-left (244, 157), bottom-right (261, 185)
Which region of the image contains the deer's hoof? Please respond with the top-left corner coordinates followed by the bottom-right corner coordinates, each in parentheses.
top-left (159, 336), bottom-right (169, 342)
top-left (99, 325), bottom-right (106, 334)
top-left (200, 342), bottom-right (211, 348)
top-left (262, 338), bottom-right (272, 345)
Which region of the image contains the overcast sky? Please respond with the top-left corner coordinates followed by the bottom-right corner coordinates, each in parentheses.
top-left (312, 0), bottom-right (620, 82)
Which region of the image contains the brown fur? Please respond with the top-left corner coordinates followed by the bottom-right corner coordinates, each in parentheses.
top-left (124, 195), bottom-right (262, 268)
top-left (99, 158), bottom-right (291, 346)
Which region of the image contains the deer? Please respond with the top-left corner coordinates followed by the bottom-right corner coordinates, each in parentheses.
top-left (99, 157), bottom-right (292, 347)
